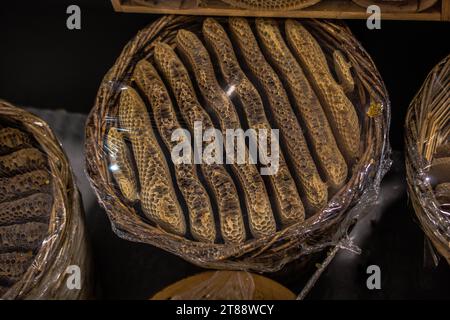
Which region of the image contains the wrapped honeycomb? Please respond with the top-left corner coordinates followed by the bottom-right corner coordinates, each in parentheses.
top-left (86, 16), bottom-right (390, 271)
top-left (0, 101), bottom-right (91, 299)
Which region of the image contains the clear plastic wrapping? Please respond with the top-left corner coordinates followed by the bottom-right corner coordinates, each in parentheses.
top-left (405, 54), bottom-right (450, 265)
top-left (85, 16), bottom-right (391, 272)
top-left (151, 270), bottom-right (296, 300)
top-left (0, 100), bottom-right (92, 299)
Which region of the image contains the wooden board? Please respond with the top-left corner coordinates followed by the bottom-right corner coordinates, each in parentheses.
top-left (111, 0), bottom-right (449, 21)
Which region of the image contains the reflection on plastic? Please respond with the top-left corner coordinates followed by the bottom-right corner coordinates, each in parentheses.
top-left (172, 271), bottom-right (255, 300)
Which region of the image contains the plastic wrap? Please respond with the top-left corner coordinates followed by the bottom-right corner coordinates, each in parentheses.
top-left (405, 54), bottom-right (450, 266)
top-left (0, 100), bottom-right (92, 299)
top-left (151, 271), bottom-right (295, 300)
top-left (85, 16), bottom-right (391, 272)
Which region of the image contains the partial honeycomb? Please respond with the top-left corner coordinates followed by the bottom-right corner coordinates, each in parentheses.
top-left (0, 126), bottom-right (51, 292)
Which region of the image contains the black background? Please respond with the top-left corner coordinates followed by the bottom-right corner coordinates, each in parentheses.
top-left (0, 0), bottom-right (449, 299)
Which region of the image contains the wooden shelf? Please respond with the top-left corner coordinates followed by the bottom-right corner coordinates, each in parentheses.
top-left (111, 0), bottom-right (449, 21)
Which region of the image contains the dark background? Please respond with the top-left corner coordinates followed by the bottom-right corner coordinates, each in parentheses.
top-left (0, 0), bottom-right (449, 299)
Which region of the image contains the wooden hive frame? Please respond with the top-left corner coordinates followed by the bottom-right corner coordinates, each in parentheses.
top-left (111, 0), bottom-right (450, 21)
